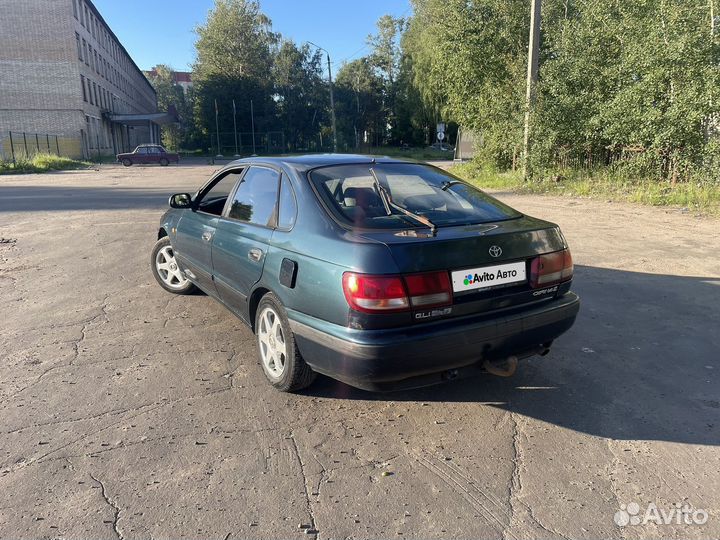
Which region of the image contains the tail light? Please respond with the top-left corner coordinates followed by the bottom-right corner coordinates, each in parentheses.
top-left (342, 271), bottom-right (452, 314)
top-left (530, 248), bottom-right (573, 288)
top-left (404, 271), bottom-right (452, 307)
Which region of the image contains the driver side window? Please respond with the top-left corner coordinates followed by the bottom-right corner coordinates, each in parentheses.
top-left (197, 168), bottom-right (244, 216)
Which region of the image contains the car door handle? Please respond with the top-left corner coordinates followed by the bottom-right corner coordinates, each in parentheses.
top-left (201, 231), bottom-right (213, 242)
top-left (248, 248), bottom-right (263, 262)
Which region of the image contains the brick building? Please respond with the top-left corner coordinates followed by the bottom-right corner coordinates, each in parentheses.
top-left (0, 0), bottom-right (175, 159)
top-left (146, 67), bottom-right (193, 95)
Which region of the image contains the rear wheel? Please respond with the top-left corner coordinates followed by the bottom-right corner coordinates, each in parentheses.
top-left (122, 158), bottom-right (132, 167)
top-left (159, 158), bottom-right (169, 166)
top-left (255, 293), bottom-right (316, 392)
top-left (150, 237), bottom-right (196, 294)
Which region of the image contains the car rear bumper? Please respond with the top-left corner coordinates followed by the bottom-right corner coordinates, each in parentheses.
top-left (289, 292), bottom-right (580, 391)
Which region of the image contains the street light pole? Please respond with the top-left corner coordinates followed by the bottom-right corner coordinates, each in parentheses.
top-left (309, 41), bottom-right (338, 153)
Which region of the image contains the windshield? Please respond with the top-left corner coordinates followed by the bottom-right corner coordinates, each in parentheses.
top-left (309, 163), bottom-right (521, 230)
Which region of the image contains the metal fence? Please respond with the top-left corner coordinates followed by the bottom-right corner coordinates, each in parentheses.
top-left (0, 131), bottom-right (81, 163)
top-left (208, 131), bottom-right (287, 156)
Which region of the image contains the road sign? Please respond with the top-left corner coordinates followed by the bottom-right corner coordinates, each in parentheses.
top-left (437, 131), bottom-right (445, 141)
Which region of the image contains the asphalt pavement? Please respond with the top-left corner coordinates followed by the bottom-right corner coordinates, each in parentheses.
top-left (0, 162), bottom-right (718, 539)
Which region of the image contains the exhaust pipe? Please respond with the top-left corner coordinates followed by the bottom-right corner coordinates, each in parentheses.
top-left (483, 355), bottom-right (518, 377)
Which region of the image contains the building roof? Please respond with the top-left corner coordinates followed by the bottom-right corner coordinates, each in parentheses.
top-left (174, 72), bottom-right (192, 83)
top-left (146, 68), bottom-right (192, 84)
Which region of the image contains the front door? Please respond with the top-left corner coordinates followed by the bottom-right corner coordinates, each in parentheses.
top-left (135, 146), bottom-right (149, 164)
top-left (174, 168), bottom-right (244, 294)
top-left (174, 212), bottom-right (217, 292)
top-left (212, 166), bottom-right (281, 319)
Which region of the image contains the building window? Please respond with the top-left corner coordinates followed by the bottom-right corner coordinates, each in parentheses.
top-left (82, 39), bottom-right (88, 64)
top-left (87, 80), bottom-right (93, 105)
top-left (75, 33), bottom-right (82, 60)
top-left (84, 5), bottom-right (89, 28)
top-left (81, 75), bottom-right (87, 102)
top-left (72, 0), bottom-right (78, 19)
top-left (93, 82), bottom-right (98, 106)
top-left (94, 50), bottom-right (99, 73)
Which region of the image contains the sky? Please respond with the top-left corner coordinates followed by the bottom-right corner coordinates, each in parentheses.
top-left (92, 0), bottom-right (412, 73)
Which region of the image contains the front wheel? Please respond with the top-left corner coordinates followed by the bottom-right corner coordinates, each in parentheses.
top-left (122, 158), bottom-right (132, 167)
top-left (255, 293), bottom-right (316, 392)
top-left (159, 158), bottom-right (169, 166)
top-left (150, 236), bottom-right (197, 294)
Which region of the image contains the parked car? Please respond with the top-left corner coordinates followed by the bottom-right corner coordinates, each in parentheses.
top-left (151, 155), bottom-right (579, 392)
top-left (117, 144), bottom-right (179, 167)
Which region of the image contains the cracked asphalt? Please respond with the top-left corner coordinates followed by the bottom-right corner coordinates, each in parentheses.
top-left (1, 162), bottom-right (719, 539)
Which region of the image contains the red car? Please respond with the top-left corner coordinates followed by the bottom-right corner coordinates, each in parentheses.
top-left (117, 144), bottom-right (179, 166)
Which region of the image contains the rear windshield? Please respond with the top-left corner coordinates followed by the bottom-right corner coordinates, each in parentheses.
top-left (309, 163), bottom-right (521, 230)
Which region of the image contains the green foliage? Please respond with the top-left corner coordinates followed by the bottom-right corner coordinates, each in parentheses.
top-left (335, 58), bottom-right (386, 148)
top-left (194, 0), bottom-right (277, 81)
top-left (147, 64), bottom-right (195, 150)
top-left (192, 0), bottom-right (278, 144)
top-left (452, 161), bottom-right (720, 214)
top-left (403, 0), bottom-right (528, 167)
top-left (403, 0), bottom-right (720, 183)
top-left (0, 153), bottom-right (90, 174)
top-left (273, 41), bottom-right (327, 151)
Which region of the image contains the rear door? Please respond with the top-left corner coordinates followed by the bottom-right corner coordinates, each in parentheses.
top-left (147, 146), bottom-right (161, 163)
top-left (212, 166), bottom-right (281, 318)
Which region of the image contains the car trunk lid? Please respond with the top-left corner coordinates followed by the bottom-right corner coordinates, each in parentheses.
top-left (355, 215), bottom-right (569, 321)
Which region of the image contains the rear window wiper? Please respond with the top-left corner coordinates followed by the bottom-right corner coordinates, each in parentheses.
top-left (441, 180), bottom-right (463, 191)
top-left (369, 167), bottom-right (438, 236)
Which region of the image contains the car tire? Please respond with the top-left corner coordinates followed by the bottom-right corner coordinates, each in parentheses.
top-left (122, 158), bottom-right (132, 167)
top-left (255, 292), bottom-right (316, 392)
top-left (160, 158), bottom-right (169, 166)
top-left (150, 236), bottom-right (197, 295)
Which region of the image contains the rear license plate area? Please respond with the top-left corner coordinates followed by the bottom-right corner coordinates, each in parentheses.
top-left (451, 261), bottom-right (526, 293)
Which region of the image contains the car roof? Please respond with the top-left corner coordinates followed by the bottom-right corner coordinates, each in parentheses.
top-left (224, 153), bottom-right (424, 173)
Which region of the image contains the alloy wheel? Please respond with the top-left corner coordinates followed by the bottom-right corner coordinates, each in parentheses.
top-left (257, 306), bottom-right (287, 378)
top-left (155, 245), bottom-right (188, 289)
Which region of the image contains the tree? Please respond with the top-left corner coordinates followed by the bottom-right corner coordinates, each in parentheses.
top-left (335, 58), bottom-right (386, 148)
top-left (147, 64), bottom-right (193, 150)
top-left (192, 0), bottom-right (278, 146)
top-left (273, 41), bottom-right (326, 151)
top-left (367, 15), bottom-right (404, 144)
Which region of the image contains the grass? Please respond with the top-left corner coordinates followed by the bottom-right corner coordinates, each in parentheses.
top-left (452, 161), bottom-right (720, 216)
top-left (0, 153), bottom-right (92, 174)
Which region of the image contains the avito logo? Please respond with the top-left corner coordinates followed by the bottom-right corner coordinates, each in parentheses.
top-left (463, 268), bottom-right (518, 287)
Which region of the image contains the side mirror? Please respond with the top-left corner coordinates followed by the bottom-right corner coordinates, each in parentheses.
top-left (169, 193), bottom-right (192, 209)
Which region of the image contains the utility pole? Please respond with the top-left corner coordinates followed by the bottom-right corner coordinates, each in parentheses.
top-left (523, 0), bottom-right (541, 181)
top-left (215, 99), bottom-right (222, 158)
top-left (308, 42), bottom-right (338, 153)
top-left (250, 99), bottom-right (257, 155)
top-left (355, 74), bottom-right (361, 148)
top-left (232, 99), bottom-right (239, 157)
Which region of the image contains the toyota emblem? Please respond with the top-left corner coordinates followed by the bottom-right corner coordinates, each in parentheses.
top-left (489, 245), bottom-right (502, 257)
